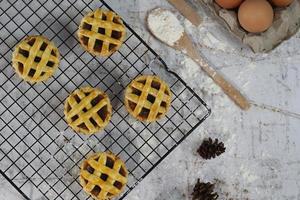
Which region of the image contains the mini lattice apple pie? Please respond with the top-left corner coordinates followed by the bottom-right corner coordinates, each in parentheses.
top-left (12, 35), bottom-right (60, 83)
top-left (80, 152), bottom-right (128, 200)
top-left (78, 8), bottom-right (126, 57)
top-left (125, 75), bottom-right (172, 122)
top-left (64, 86), bottom-right (112, 135)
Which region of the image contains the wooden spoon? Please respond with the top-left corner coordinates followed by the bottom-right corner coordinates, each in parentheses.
top-left (147, 9), bottom-right (251, 110)
top-left (167, 0), bottom-right (202, 26)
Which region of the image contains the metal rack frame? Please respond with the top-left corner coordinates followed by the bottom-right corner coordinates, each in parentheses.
top-left (0, 0), bottom-right (211, 199)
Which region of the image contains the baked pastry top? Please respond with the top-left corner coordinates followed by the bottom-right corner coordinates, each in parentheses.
top-left (80, 152), bottom-right (128, 200)
top-left (124, 75), bottom-right (172, 122)
top-left (78, 9), bottom-right (126, 57)
top-left (64, 86), bottom-right (112, 135)
top-left (12, 35), bottom-right (60, 83)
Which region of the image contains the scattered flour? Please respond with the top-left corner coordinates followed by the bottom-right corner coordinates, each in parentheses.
top-left (180, 57), bottom-right (199, 79)
top-left (184, 18), bottom-right (194, 30)
top-left (148, 8), bottom-right (184, 46)
top-left (240, 165), bottom-right (259, 183)
top-left (183, 19), bottom-right (233, 52)
top-left (179, 56), bottom-right (221, 95)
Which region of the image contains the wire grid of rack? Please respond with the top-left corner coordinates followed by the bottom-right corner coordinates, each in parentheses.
top-left (0, 0), bottom-right (211, 199)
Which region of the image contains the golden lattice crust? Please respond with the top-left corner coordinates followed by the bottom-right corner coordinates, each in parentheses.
top-left (12, 35), bottom-right (60, 83)
top-left (64, 86), bottom-right (112, 135)
top-left (125, 75), bottom-right (172, 122)
top-left (78, 9), bottom-right (126, 57)
top-left (80, 152), bottom-right (128, 200)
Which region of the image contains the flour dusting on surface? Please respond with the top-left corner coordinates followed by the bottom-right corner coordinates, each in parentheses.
top-left (148, 8), bottom-right (184, 46)
top-left (179, 57), bottom-right (221, 94)
top-left (180, 57), bottom-right (199, 78)
top-left (240, 165), bottom-right (259, 183)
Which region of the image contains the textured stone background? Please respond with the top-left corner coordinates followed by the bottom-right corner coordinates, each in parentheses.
top-left (1, 0), bottom-right (300, 199)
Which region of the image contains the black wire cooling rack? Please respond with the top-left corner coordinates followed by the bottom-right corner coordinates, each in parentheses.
top-left (0, 0), bottom-right (211, 199)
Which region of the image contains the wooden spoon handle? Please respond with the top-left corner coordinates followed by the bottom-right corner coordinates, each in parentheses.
top-left (167, 0), bottom-right (202, 26)
top-left (178, 34), bottom-right (251, 110)
top-left (197, 57), bottom-right (251, 110)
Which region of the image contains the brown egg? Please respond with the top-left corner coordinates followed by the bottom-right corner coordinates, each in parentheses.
top-left (215, 0), bottom-right (243, 9)
top-left (270, 0), bottom-right (294, 7)
top-left (238, 0), bottom-right (274, 33)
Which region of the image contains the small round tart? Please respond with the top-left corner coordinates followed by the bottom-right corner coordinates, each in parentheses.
top-left (125, 75), bottom-right (172, 122)
top-left (78, 8), bottom-right (126, 57)
top-left (12, 35), bottom-right (60, 83)
top-left (80, 152), bottom-right (128, 200)
top-left (64, 86), bottom-right (112, 135)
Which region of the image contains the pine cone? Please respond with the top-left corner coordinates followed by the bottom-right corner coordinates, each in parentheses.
top-left (192, 179), bottom-right (219, 200)
top-left (197, 138), bottom-right (225, 159)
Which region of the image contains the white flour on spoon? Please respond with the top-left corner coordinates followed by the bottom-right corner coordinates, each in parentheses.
top-left (148, 8), bottom-right (184, 46)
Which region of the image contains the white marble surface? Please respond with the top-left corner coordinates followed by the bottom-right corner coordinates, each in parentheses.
top-left (2, 0), bottom-right (300, 199)
top-left (0, 174), bottom-right (25, 199)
